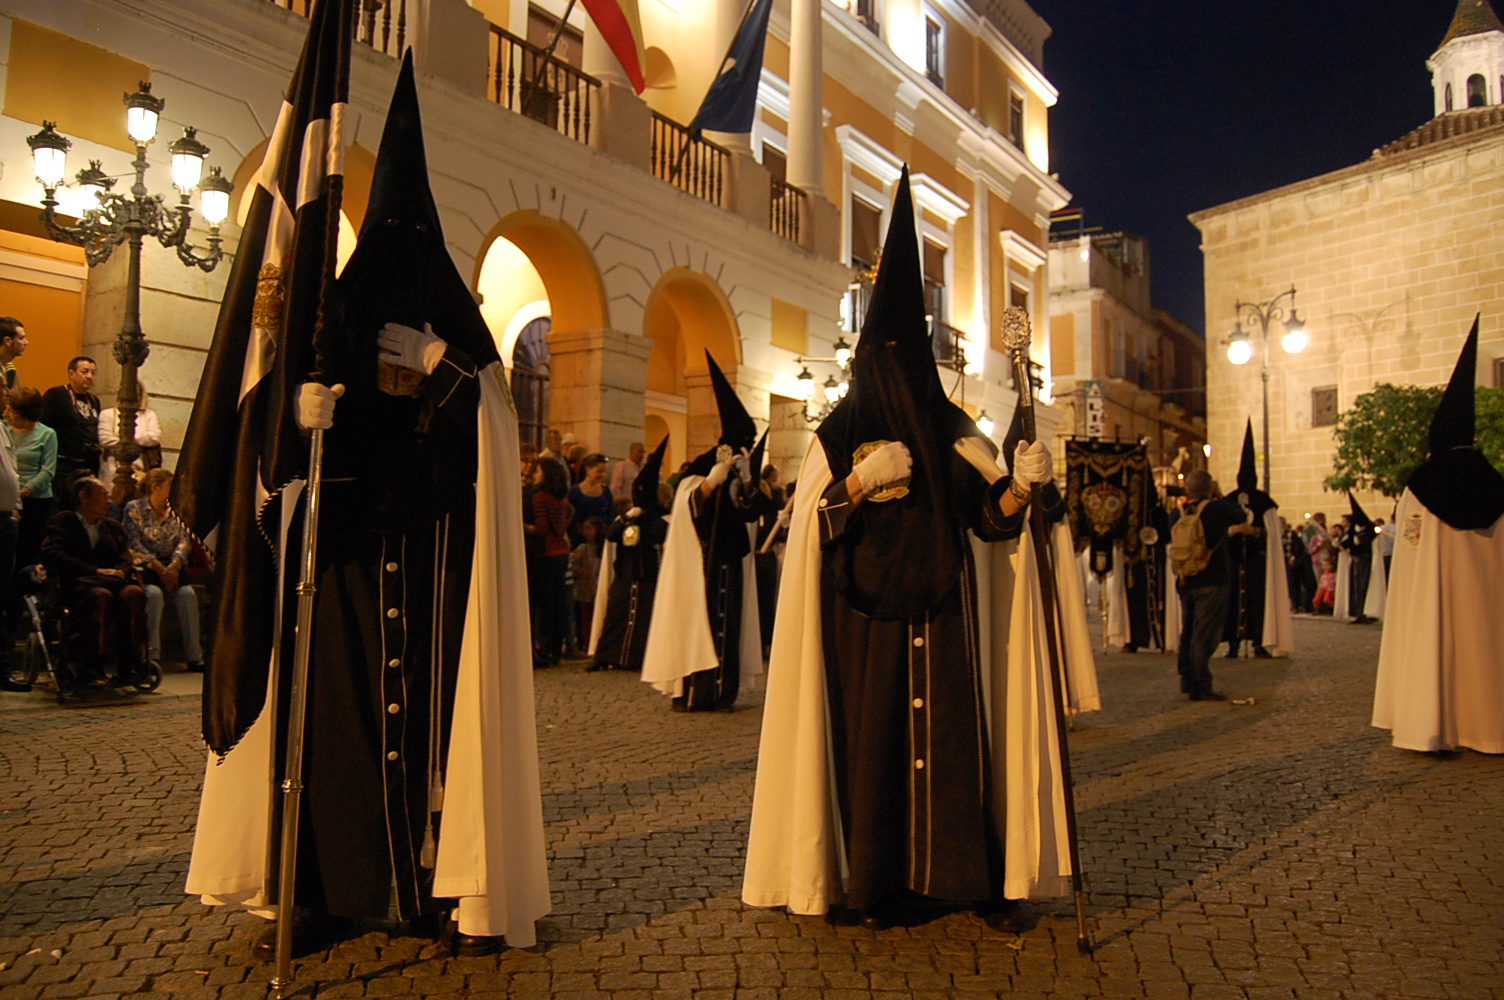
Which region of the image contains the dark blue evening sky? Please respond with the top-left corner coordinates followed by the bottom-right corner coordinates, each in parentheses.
top-left (1026, 1), bottom-right (1455, 336)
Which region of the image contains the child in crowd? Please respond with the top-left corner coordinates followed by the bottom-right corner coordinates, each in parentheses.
top-left (1313, 557), bottom-right (1337, 613)
top-left (572, 517), bottom-right (607, 651)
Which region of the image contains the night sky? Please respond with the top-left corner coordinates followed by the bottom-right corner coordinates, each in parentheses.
top-left (1027, 1), bottom-right (1456, 336)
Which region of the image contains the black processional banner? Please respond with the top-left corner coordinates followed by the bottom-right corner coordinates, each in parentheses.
top-left (1065, 439), bottom-right (1150, 577)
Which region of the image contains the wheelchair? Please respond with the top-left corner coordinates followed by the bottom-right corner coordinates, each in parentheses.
top-left (4, 561), bottom-right (161, 703)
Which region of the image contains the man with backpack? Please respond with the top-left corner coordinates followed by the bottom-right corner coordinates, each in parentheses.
top-left (1170, 469), bottom-right (1257, 701)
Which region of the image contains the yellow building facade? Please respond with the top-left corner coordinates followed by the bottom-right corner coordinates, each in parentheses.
top-left (0, 0), bottom-right (1068, 476)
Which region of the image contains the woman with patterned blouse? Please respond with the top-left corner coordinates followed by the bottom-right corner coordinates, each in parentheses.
top-left (124, 468), bottom-right (204, 671)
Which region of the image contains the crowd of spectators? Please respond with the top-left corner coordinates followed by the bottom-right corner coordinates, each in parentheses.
top-left (0, 316), bottom-right (206, 693)
top-left (522, 429), bottom-right (652, 668)
top-left (1282, 509), bottom-right (1392, 619)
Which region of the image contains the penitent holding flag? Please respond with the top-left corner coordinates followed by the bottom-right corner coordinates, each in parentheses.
top-left (580, 0), bottom-right (648, 93)
top-left (689, 0), bottom-right (773, 137)
top-left (170, 0), bottom-right (352, 758)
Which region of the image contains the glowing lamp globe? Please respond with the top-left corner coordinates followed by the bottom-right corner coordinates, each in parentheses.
top-left (1227, 338), bottom-right (1253, 365)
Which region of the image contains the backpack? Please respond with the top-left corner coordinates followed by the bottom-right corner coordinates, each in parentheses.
top-left (1169, 500), bottom-right (1213, 578)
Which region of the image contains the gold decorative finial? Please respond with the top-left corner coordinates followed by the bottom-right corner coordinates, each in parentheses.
top-left (1000, 306), bottom-right (1032, 354)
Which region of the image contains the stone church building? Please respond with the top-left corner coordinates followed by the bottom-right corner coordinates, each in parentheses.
top-left (1191, 0), bottom-right (1504, 520)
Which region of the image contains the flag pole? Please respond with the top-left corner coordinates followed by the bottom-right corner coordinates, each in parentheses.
top-left (1000, 306), bottom-right (1093, 955)
top-left (528, 0), bottom-right (582, 112)
top-left (672, 0), bottom-right (758, 186)
top-left (271, 82), bottom-right (349, 1000)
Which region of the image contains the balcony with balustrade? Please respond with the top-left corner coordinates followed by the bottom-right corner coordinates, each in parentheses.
top-left (261, 0), bottom-right (824, 254)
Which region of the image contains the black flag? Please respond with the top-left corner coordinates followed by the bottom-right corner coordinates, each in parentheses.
top-left (171, 0), bottom-right (354, 755)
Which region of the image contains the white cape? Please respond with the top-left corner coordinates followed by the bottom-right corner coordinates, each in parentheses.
top-left (1259, 509), bottom-right (1295, 656)
top-left (1363, 545), bottom-right (1387, 620)
top-left (1051, 521), bottom-right (1100, 714)
top-left (1162, 550), bottom-right (1180, 653)
top-left (185, 364), bottom-right (551, 945)
top-left (587, 539), bottom-right (615, 656)
top-left (742, 439), bottom-right (1074, 913)
top-left (1372, 490), bottom-right (1504, 754)
top-left (640, 476), bottom-right (761, 697)
top-left (1102, 543), bottom-right (1129, 649)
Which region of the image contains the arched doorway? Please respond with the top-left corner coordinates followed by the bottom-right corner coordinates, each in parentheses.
top-left (474, 210), bottom-right (608, 448)
top-left (643, 267), bottom-right (744, 461)
top-left (511, 316), bottom-right (552, 449)
top-left (231, 140), bottom-right (374, 275)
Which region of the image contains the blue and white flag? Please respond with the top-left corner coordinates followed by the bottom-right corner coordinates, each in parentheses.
top-left (689, 0), bottom-right (773, 136)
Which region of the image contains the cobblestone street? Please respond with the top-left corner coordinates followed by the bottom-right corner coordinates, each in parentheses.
top-left (1, 615), bottom-right (1500, 999)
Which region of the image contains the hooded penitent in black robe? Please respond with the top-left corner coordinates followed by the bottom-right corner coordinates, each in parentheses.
top-left (672, 358), bottom-right (767, 712)
top-left (279, 57), bottom-right (503, 922)
top-left (1223, 421), bottom-right (1276, 654)
top-left (1339, 493), bottom-right (1376, 620)
top-left (811, 170), bottom-right (1030, 915)
top-left (592, 437), bottom-right (669, 671)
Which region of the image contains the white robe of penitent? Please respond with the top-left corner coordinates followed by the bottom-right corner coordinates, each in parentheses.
top-left (1051, 521), bottom-right (1101, 714)
top-left (640, 476), bottom-right (761, 697)
top-left (184, 364), bottom-right (552, 946)
top-left (1102, 543), bottom-right (1130, 649)
top-left (741, 438), bottom-right (1074, 913)
top-left (1372, 490), bottom-right (1504, 754)
top-left (1259, 509), bottom-right (1296, 657)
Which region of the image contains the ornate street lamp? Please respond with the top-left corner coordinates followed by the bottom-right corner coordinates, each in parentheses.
top-left (1222, 286), bottom-right (1308, 494)
top-left (24, 82), bottom-right (232, 501)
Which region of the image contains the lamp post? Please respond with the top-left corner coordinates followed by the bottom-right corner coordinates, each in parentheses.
top-left (1223, 285), bottom-right (1307, 494)
top-left (24, 81), bottom-right (232, 501)
top-left (793, 334), bottom-right (851, 422)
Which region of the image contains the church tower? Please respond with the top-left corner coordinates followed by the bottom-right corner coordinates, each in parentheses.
top-left (1428, 0), bottom-right (1504, 115)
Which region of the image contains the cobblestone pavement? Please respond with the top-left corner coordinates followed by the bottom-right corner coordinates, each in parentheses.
top-left (1, 615), bottom-right (1501, 999)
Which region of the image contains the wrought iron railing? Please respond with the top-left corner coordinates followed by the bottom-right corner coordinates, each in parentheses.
top-left (930, 317), bottom-right (967, 372)
top-left (263, 0), bottom-right (405, 56)
top-left (488, 25), bottom-right (597, 144)
top-left (770, 176), bottom-right (804, 243)
top-left (650, 113), bottom-right (726, 206)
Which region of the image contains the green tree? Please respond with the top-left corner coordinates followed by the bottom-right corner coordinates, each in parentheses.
top-left (1326, 382), bottom-right (1504, 497)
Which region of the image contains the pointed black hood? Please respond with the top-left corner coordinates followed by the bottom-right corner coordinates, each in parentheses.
top-left (1348, 491), bottom-right (1373, 529)
top-left (633, 435), bottom-right (668, 511)
top-left (1407, 316), bottom-right (1504, 529)
top-left (1231, 419), bottom-right (1276, 516)
top-left (813, 166), bottom-right (979, 620)
top-left (336, 51), bottom-right (499, 369)
top-left (707, 350), bottom-right (757, 450)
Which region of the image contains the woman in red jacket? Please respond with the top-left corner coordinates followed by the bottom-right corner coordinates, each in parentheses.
top-left (531, 458), bottom-right (572, 666)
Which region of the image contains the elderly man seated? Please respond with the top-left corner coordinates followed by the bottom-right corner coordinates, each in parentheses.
top-left (41, 476), bottom-right (147, 687)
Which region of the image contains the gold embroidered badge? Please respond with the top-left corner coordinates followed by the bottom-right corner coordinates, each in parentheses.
top-left (852, 440), bottom-right (910, 502)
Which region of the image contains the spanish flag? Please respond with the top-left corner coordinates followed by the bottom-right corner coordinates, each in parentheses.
top-left (581, 0), bottom-right (648, 93)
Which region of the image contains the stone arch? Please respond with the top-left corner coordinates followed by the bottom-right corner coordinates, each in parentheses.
top-left (473, 209), bottom-right (608, 335)
top-left (643, 267), bottom-right (745, 460)
top-left (228, 140), bottom-right (376, 274)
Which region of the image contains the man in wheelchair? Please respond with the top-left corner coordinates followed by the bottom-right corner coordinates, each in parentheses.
top-left (40, 476), bottom-right (148, 687)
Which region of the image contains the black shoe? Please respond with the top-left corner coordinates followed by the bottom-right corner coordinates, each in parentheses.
top-left (1253, 646), bottom-right (1272, 659)
top-left (1190, 690), bottom-right (1228, 702)
top-left (454, 932), bottom-right (504, 957)
top-left (251, 913), bottom-right (347, 961)
top-left (859, 911), bottom-right (893, 931)
top-left (0, 678), bottom-right (31, 693)
top-left (585, 664), bottom-right (605, 673)
top-left (982, 900), bottom-right (1036, 934)
top-left (1224, 647), bottom-right (1240, 659)
top-left (186, 661), bottom-right (206, 673)
top-left (110, 669), bottom-right (141, 688)
top-left (1351, 615), bottom-right (1377, 625)
top-left (824, 906), bottom-right (860, 927)
top-left (1121, 643), bottom-right (1138, 653)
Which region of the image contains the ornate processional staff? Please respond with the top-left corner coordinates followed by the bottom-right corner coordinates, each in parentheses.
top-left (999, 306), bottom-right (1094, 954)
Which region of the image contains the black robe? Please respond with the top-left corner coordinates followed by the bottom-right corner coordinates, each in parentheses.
top-left (1340, 524), bottom-right (1375, 619)
top-left (1125, 506), bottom-right (1170, 649)
top-left (675, 478), bottom-right (763, 712)
top-left (817, 448), bottom-right (1024, 911)
top-left (274, 344), bottom-right (482, 923)
top-left (592, 511), bottom-right (668, 671)
top-left (1222, 512), bottom-right (1269, 647)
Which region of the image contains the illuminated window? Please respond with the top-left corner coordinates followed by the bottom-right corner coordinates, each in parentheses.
top-left (1446, 82), bottom-right (1453, 111)
top-left (850, 197), bottom-right (882, 270)
top-left (923, 239), bottom-right (946, 319)
top-left (1008, 92), bottom-right (1025, 150)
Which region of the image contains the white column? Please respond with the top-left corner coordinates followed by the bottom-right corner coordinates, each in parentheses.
top-left (787, 0), bottom-right (824, 196)
top-left (583, 18), bottom-right (631, 90)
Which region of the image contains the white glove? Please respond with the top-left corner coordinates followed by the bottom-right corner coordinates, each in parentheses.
top-left (296, 382), bottom-right (345, 431)
top-left (703, 457), bottom-right (734, 490)
top-left (377, 321), bottom-right (446, 374)
top-left (853, 440), bottom-right (912, 495)
top-left (776, 508), bottom-right (791, 527)
top-left (953, 437), bottom-right (1005, 485)
top-left (734, 448), bottom-right (752, 483)
top-left (626, 506), bottom-right (642, 519)
top-left (1012, 440), bottom-right (1052, 486)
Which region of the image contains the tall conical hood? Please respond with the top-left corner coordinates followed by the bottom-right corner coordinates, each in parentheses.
top-left (812, 166), bottom-right (979, 620)
top-left (705, 350), bottom-right (757, 450)
top-left (336, 50), bottom-right (499, 367)
top-left (748, 429), bottom-right (767, 489)
top-left (1347, 491), bottom-right (1373, 528)
top-left (633, 434), bottom-right (669, 510)
top-left (1407, 315), bottom-right (1504, 529)
top-left (1237, 420), bottom-right (1258, 493)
